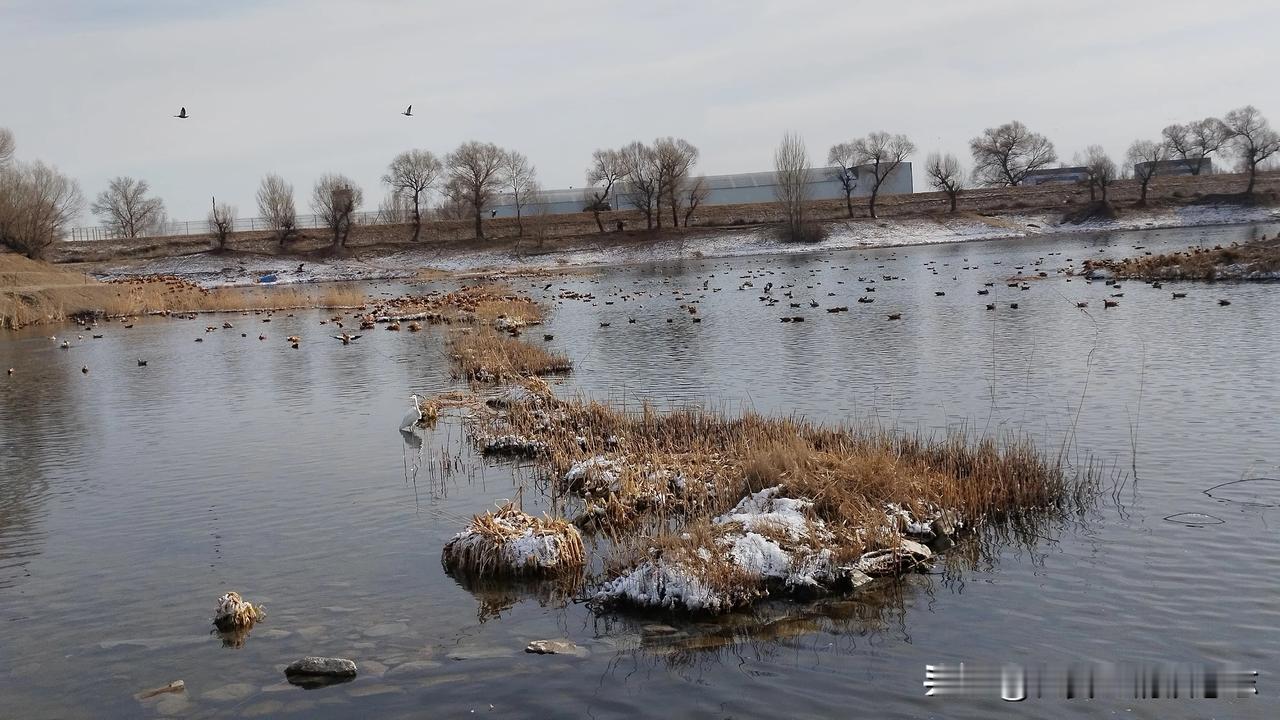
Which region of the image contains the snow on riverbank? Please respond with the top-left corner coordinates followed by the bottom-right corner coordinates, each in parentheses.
top-left (84, 203), bottom-right (1280, 287)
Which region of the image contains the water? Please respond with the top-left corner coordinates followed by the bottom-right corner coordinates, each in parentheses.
top-left (2, 223), bottom-right (1278, 718)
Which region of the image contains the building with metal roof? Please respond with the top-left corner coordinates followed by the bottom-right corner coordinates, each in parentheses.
top-left (489, 163), bottom-right (913, 218)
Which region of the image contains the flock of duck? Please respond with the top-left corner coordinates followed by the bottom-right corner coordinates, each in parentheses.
top-left (6, 240), bottom-right (1244, 379)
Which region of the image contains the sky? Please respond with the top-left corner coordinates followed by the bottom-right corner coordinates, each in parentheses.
top-left (2, 0), bottom-right (1277, 225)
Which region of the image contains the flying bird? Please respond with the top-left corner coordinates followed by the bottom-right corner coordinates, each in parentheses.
top-left (402, 105), bottom-right (413, 116)
top-left (174, 107), bottom-right (188, 119)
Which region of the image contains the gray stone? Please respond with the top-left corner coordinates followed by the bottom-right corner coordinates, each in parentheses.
top-left (359, 660), bottom-right (389, 677)
top-left (384, 659), bottom-right (442, 677)
top-left (362, 622), bottom-right (409, 638)
top-left (202, 682), bottom-right (256, 702)
top-left (525, 639), bottom-right (587, 656)
top-left (285, 656), bottom-right (358, 677)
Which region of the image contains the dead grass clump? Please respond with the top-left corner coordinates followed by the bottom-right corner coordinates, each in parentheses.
top-left (1085, 236), bottom-right (1280, 281)
top-left (213, 591), bottom-right (266, 632)
top-left (442, 502), bottom-right (586, 577)
top-left (447, 329), bottom-right (571, 383)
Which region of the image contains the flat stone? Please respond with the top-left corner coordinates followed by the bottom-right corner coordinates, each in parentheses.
top-left (295, 625), bottom-right (329, 640)
top-left (347, 684), bottom-right (404, 698)
top-left (202, 682), bottom-right (256, 702)
top-left (447, 646), bottom-right (515, 661)
top-left (359, 660), bottom-right (388, 677)
top-left (153, 695), bottom-right (190, 717)
top-left (362, 622), bottom-right (409, 638)
top-left (243, 700), bottom-right (285, 717)
top-left (384, 659), bottom-right (442, 677)
top-left (285, 656), bottom-right (358, 677)
top-left (525, 640), bottom-right (587, 656)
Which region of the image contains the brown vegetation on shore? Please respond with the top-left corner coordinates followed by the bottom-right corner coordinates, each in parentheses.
top-left (446, 329), bottom-right (571, 382)
top-left (0, 251), bottom-right (369, 329)
top-left (1085, 235), bottom-right (1280, 281)
top-left (370, 283), bottom-right (543, 329)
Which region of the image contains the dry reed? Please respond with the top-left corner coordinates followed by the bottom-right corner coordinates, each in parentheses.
top-left (447, 329), bottom-right (571, 382)
top-left (442, 501), bottom-right (586, 577)
top-left (1086, 236), bottom-right (1280, 281)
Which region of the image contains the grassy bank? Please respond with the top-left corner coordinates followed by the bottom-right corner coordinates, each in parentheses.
top-left (1, 251), bottom-right (372, 329)
top-left (48, 170), bottom-right (1280, 266)
top-left (1085, 234), bottom-right (1280, 281)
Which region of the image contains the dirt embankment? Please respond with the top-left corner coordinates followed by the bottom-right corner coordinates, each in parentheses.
top-left (48, 171), bottom-right (1280, 265)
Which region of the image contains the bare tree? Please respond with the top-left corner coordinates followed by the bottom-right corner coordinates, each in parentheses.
top-left (500, 150), bottom-right (539, 236)
top-left (654, 137), bottom-right (699, 228)
top-left (619, 141), bottom-right (660, 230)
top-left (256, 173), bottom-right (297, 246)
top-left (1223, 105), bottom-right (1280, 194)
top-left (311, 173), bottom-right (364, 248)
top-left (382, 149), bottom-right (442, 242)
top-left (1161, 118), bottom-right (1228, 176)
top-left (207, 196), bottom-right (236, 251)
top-left (91, 176), bottom-right (167, 238)
top-left (443, 141), bottom-right (505, 240)
top-left (847, 132), bottom-right (914, 219)
top-left (925, 152), bottom-right (964, 212)
top-left (1126, 140), bottom-right (1165, 205)
top-left (585, 148), bottom-right (624, 232)
top-left (826, 142), bottom-right (860, 218)
top-left (377, 190), bottom-right (413, 224)
top-left (969, 121), bottom-right (1057, 186)
top-left (1080, 145), bottom-right (1117, 202)
top-left (0, 160), bottom-right (83, 258)
top-left (0, 128), bottom-right (14, 168)
top-left (774, 132), bottom-right (818, 242)
top-left (682, 175), bottom-right (710, 227)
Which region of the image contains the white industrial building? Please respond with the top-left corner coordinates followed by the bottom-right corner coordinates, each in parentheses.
top-left (1022, 167), bottom-right (1091, 186)
top-left (489, 163), bottom-right (913, 218)
top-left (1133, 158), bottom-right (1214, 177)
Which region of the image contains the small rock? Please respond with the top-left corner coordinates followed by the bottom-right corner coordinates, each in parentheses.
top-left (359, 660), bottom-right (389, 678)
top-left (284, 657), bottom-right (357, 687)
top-left (525, 639), bottom-right (586, 656)
top-left (135, 680), bottom-right (185, 701)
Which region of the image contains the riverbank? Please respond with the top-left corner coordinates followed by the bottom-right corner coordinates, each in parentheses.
top-left (69, 198), bottom-right (1280, 289)
top-left (1085, 233), bottom-right (1280, 281)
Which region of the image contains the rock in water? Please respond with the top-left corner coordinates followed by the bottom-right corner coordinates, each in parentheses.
top-left (284, 657), bottom-right (358, 687)
top-left (135, 680), bottom-right (185, 701)
top-left (855, 539), bottom-right (933, 577)
top-left (525, 639), bottom-right (585, 656)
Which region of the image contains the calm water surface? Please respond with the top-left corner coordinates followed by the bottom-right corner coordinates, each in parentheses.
top-left (2, 224), bottom-right (1279, 718)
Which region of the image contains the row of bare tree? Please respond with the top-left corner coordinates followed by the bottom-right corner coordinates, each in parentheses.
top-left (4, 107), bottom-right (1278, 258)
top-left (0, 128), bottom-right (84, 258)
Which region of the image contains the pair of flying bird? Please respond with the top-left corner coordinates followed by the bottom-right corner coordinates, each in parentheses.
top-left (173, 105), bottom-right (413, 118)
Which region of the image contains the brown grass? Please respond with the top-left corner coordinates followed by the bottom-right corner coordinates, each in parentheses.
top-left (447, 328), bottom-right (571, 382)
top-left (1, 252), bottom-right (369, 328)
top-left (1085, 235), bottom-right (1280, 281)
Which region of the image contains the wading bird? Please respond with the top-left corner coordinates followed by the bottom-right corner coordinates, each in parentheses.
top-left (400, 394), bottom-right (422, 431)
